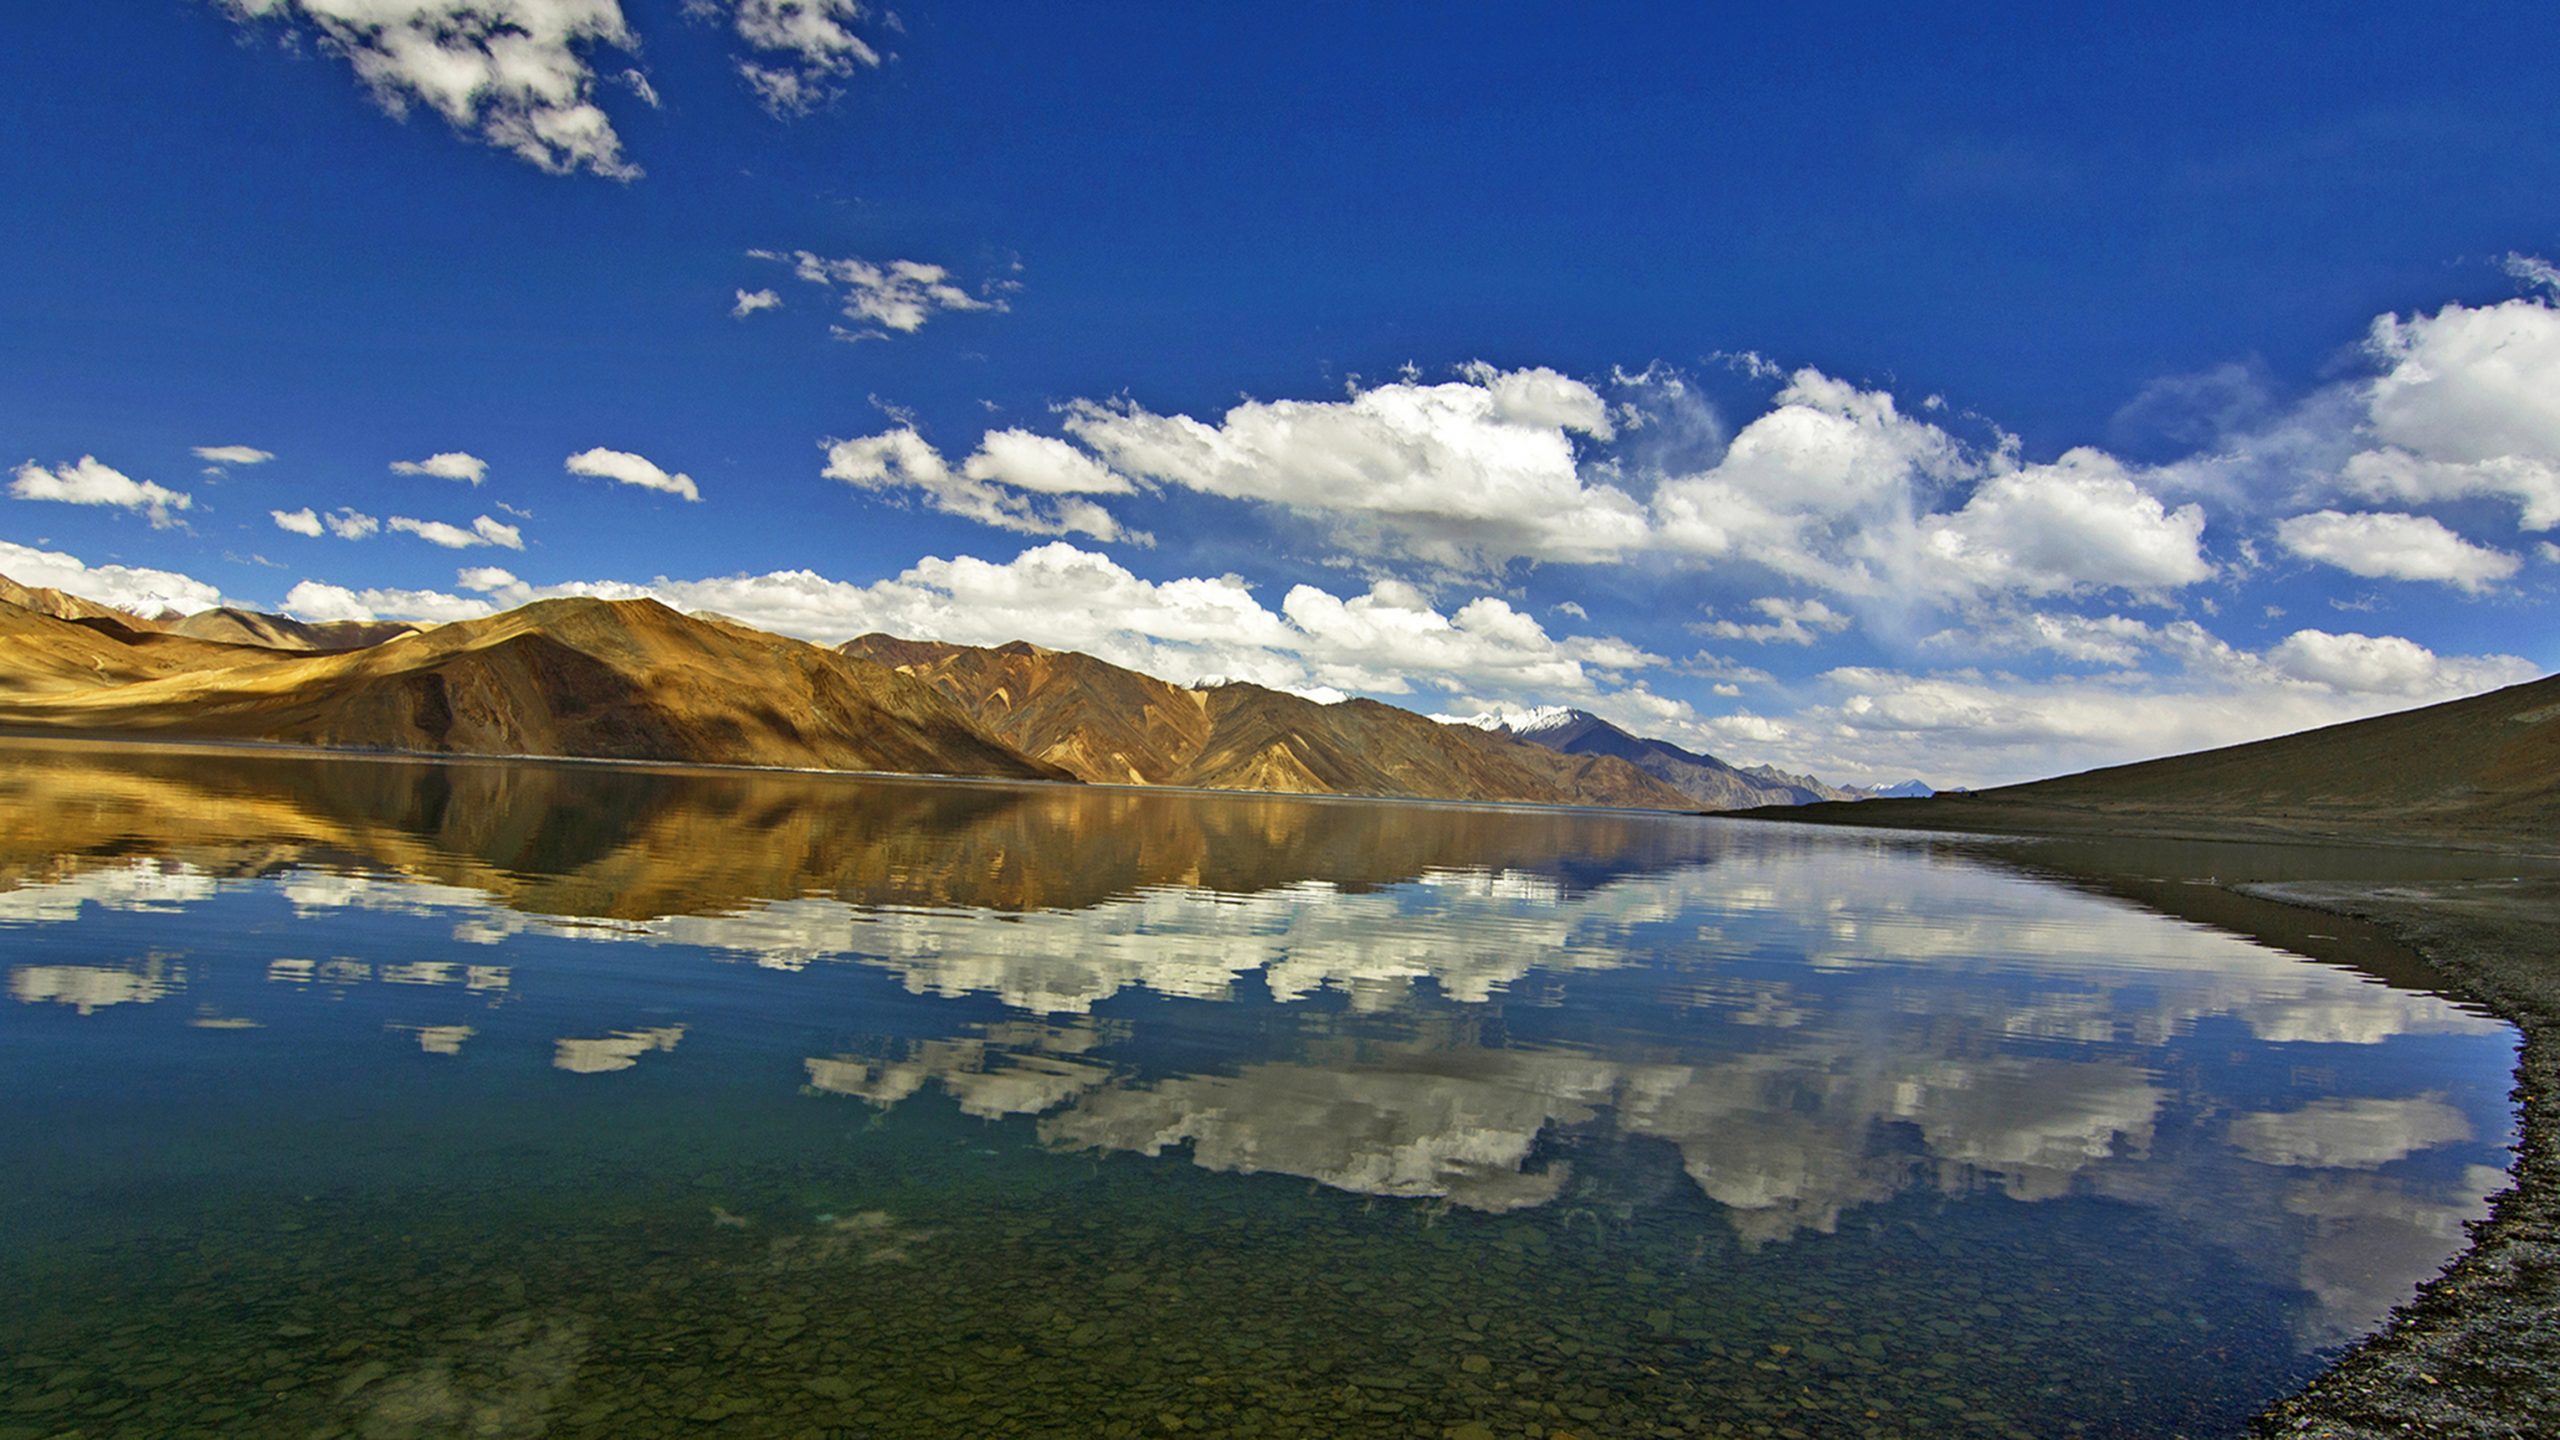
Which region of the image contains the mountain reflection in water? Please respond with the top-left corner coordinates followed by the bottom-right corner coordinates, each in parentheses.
top-left (0, 740), bottom-right (2522, 1439)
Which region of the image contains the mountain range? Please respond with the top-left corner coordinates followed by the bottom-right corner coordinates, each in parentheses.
top-left (1, 579), bottom-right (1759, 809)
top-left (1446, 705), bottom-right (1931, 809)
top-left (837, 635), bottom-right (1695, 809)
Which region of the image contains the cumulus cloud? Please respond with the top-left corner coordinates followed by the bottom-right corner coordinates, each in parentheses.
top-left (1695, 596), bottom-right (1852, 646)
top-left (1066, 364), bottom-right (1649, 570)
top-left (278, 507), bottom-right (384, 541)
top-left (564, 447), bottom-right (701, 501)
top-left (11, 457), bottom-right (192, 527)
top-left (704, 0), bottom-right (886, 115)
top-left (220, 1), bottom-right (644, 180)
top-left (2342, 284), bottom-right (2560, 529)
top-left (1653, 374), bottom-right (2214, 606)
top-left (756, 250), bottom-right (1007, 337)
top-left (193, 444), bottom-right (276, 468)
top-left (730, 287), bottom-right (782, 318)
top-left (388, 514), bottom-right (524, 549)
top-left (1915, 449), bottom-right (2212, 596)
top-left (963, 430), bottom-right (1136, 496)
top-left (2276, 510), bottom-right (2521, 592)
top-left (283, 580), bottom-right (495, 624)
top-left (823, 430), bottom-right (1133, 541)
top-left (0, 539), bottom-right (226, 616)
top-left (391, 451), bottom-right (489, 484)
top-left (910, 363), bottom-right (2216, 603)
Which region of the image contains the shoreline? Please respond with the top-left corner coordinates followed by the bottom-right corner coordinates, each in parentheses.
top-left (0, 727), bottom-right (1699, 821)
top-left (1737, 805), bottom-right (2558, 1438)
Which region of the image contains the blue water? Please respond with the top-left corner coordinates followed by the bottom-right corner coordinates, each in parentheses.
top-left (0, 744), bottom-right (2521, 1438)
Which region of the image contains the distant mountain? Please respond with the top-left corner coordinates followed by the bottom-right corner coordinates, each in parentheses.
top-left (1449, 707), bottom-right (1833, 810)
top-left (0, 575), bottom-right (170, 630)
top-left (1763, 673), bottom-right (2560, 846)
top-left (0, 594), bottom-right (1065, 782)
top-left (1739, 762), bottom-right (1862, 803)
top-left (1868, 779), bottom-right (1936, 799)
top-left (842, 636), bottom-right (1697, 810)
top-left (166, 606), bottom-right (424, 651)
top-left (0, 595), bottom-right (272, 695)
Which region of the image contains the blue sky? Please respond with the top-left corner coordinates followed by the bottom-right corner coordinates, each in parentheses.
top-left (5, 2), bottom-right (2557, 787)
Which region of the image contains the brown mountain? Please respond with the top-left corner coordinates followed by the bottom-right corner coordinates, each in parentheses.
top-left (841, 635), bottom-right (1696, 809)
top-left (0, 599), bottom-right (277, 697)
top-left (166, 606), bottom-right (425, 651)
top-left (1758, 671), bottom-right (2560, 847)
top-left (0, 596), bottom-right (1065, 782)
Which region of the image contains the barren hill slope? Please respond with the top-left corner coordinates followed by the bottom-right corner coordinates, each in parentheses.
top-left (0, 599), bottom-right (282, 698)
top-left (843, 636), bottom-right (1216, 783)
top-left (1763, 672), bottom-right (2560, 846)
top-left (844, 634), bottom-right (1695, 809)
top-left (167, 606), bottom-right (424, 651)
top-left (1, 597), bottom-right (1065, 781)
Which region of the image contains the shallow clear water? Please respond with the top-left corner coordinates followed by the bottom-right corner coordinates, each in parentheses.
top-left (0, 742), bottom-right (2521, 1438)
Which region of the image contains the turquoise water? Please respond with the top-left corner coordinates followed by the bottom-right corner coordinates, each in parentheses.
top-left (0, 744), bottom-right (2521, 1438)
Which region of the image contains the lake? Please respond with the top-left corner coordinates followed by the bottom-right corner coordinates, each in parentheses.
top-left (0, 740), bottom-right (2522, 1438)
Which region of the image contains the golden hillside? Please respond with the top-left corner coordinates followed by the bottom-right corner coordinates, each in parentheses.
top-left (0, 595), bottom-right (1065, 782)
top-left (842, 634), bottom-right (1695, 810)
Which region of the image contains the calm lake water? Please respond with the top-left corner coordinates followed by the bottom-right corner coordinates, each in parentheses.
top-left (0, 741), bottom-right (2522, 1439)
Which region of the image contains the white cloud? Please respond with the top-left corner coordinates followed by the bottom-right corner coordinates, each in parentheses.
top-left (2262, 628), bottom-right (2521, 694)
top-left (761, 250), bottom-right (1004, 336)
top-left (1024, 363), bottom-right (2213, 601)
top-left (388, 514), bottom-right (524, 549)
top-left (327, 508), bottom-right (383, 540)
top-left (193, 444), bottom-right (276, 467)
top-left (713, 0), bottom-right (886, 115)
top-left (2275, 510), bottom-right (2521, 593)
top-left (282, 580), bottom-right (494, 624)
top-left (823, 430), bottom-right (1133, 541)
top-left (221, 1), bottom-right (644, 180)
top-left (271, 507), bottom-right (325, 537)
top-left (1914, 448), bottom-right (2212, 597)
top-left (1654, 375), bottom-right (2212, 604)
top-left (0, 539), bottom-right (226, 616)
top-left (1695, 596), bottom-right (1852, 646)
top-left (962, 430), bottom-right (1135, 496)
top-left (11, 456), bottom-right (192, 527)
top-left (1652, 369), bottom-right (1967, 580)
top-left (564, 446), bottom-right (701, 502)
top-left (391, 451), bottom-right (489, 484)
top-left (730, 287), bottom-right (782, 318)
top-left (1065, 364), bottom-right (1649, 570)
top-left (2340, 286), bottom-right (2560, 528)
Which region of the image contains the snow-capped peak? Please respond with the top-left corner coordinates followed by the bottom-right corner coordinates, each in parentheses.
top-left (1433, 704), bottom-right (1588, 736)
